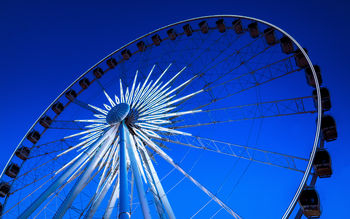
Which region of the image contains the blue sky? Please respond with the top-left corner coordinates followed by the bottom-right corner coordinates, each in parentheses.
top-left (0, 0), bottom-right (349, 218)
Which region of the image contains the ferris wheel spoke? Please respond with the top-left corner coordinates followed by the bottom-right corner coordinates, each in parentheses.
top-left (103, 90), bottom-right (117, 107)
top-left (76, 159), bottom-right (118, 218)
top-left (18, 127), bottom-right (116, 218)
top-left (48, 120), bottom-right (89, 131)
top-left (142, 63), bottom-right (172, 97)
top-left (8, 168), bottom-right (57, 196)
top-left (136, 122), bottom-right (193, 137)
top-left (63, 124), bottom-right (110, 139)
top-left (141, 71), bottom-right (199, 112)
top-left (135, 65), bottom-right (188, 112)
top-left (138, 73), bottom-right (197, 115)
top-left (53, 126), bottom-right (117, 218)
top-left (167, 33), bottom-right (236, 79)
top-left (153, 134), bottom-right (307, 173)
top-left (95, 77), bottom-right (109, 93)
top-left (161, 30), bottom-right (214, 66)
top-left (2, 164), bottom-right (86, 218)
top-left (131, 65), bottom-right (156, 106)
top-left (28, 136), bottom-right (96, 161)
top-left (69, 98), bottom-right (104, 115)
top-left (171, 96), bottom-right (316, 129)
top-left (135, 81), bottom-right (164, 112)
top-left (93, 144), bottom-right (120, 213)
top-left (102, 175), bottom-right (120, 219)
top-left (172, 108), bottom-right (315, 129)
top-left (32, 165), bottom-right (97, 219)
top-left (204, 53), bottom-right (297, 91)
top-left (200, 96), bottom-right (314, 115)
top-left (13, 146), bottom-right (95, 182)
top-left (23, 134), bottom-right (101, 171)
top-left (8, 145), bottom-right (94, 206)
top-left (32, 138), bottom-right (68, 148)
top-left (193, 32), bottom-right (276, 84)
top-left (177, 25), bottom-right (266, 81)
top-left (86, 169), bottom-right (119, 218)
top-left (96, 139), bottom-right (119, 192)
top-left (63, 162), bottom-right (105, 218)
top-left (194, 68), bottom-right (301, 111)
top-left (24, 135), bottom-right (99, 166)
top-left (28, 147), bottom-right (68, 160)
top-left (8, 154), bottom-right (104, 218)
top-left (8, 155), bottom-right (60, 188)
top-left (75, 119), bottom-right (107, 123)
top-left (170, 54), bottom-right (298, 114)
top-left (9, 162), bottom-right (83, 215)
top-left (135, 89), bottom-right (204, 125)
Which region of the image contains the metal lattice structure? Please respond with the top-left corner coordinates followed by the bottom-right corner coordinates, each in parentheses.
top-left (0, 15), bottom-right (336, 218)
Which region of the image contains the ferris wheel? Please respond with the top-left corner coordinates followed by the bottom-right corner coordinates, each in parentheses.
top-left (0, 15), bottom-right (337, 218)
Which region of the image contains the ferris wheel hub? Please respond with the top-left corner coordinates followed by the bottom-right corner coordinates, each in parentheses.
top-left (105, 103), bottom-right (130, 125)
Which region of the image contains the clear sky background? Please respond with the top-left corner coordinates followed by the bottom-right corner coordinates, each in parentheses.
top-left (0, 0), bottom-right (349, 218)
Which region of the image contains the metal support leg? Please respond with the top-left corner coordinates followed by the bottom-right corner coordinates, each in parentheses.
top-left (119, 121), bottom-right (130, 219)
top-left (124, 123), bottom-right (151, 219)
top-left (139, 149), bottom-right (167, 219)
top-left (143, 150), bottom-right (175, 219)
top-left (138, 140), bottom-right (175, 219)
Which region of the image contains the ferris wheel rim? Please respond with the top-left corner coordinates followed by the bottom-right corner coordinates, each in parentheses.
top-left (1, 14), bottom-right (322, 218)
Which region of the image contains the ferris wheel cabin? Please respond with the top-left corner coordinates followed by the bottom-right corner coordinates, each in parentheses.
top-left (0, 182), bottom-right (10, 198)
top-left (26, 130), bottom-right (40, 144)
top-left (321, 115), bottom-right (338, 142)
top-left (295, 48), bottom-right (308, 68)
top-left (106, 58), bottom-right (117, 69)
top-left (4, 163), bottom-right (20, 179)
top-left (305, 65), bottom-right (323, 88)
top-left (93, 67), bottom-right (104, 79)
top-left (216, 19), bottom-right (226, 33)
top-left (79, 77), bottom-right (90, 89)
top-left (280, 36), bottom-right (294, 54)
top-left (182, 24), bottom-right (193, 36)
top-left (151, 34), bottom-right (162, 46)
top-left (264, 27), bottom-right (277, 45)
top-left (167, 29), bottom-right (177, 40)
top-left (121, 49), bottom-right (132, 60)
top-left (52, 102), bottom-right (64, 114)
top-left (313, 87), bottom-right (331, 111)
top-left (232, 19), bottom-right (243, 34)
top-left (313, 149), bottom-right (332, 178)
top-left (137, 41), bottom-right (146, 52)
top-left (39, 116), bottom-right (52, 129)
top-left (299, 187), bottom-right (321, 218)
top-left (248, 22), bottom-right (259, 38)
top-left (198, 21), bottom-right (209, 34)
top-left (65, 90), bottom-right (77, 102)
top-left (15, 146), bottom-right (30, 160)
